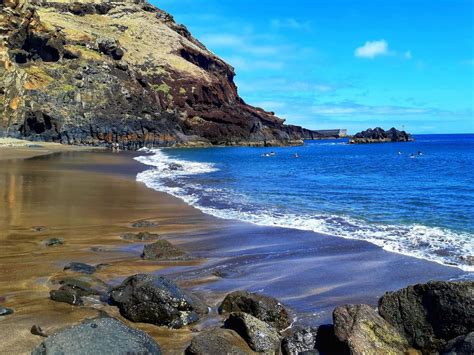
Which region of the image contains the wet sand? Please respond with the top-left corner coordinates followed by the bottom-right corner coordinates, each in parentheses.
top-left (0, 149), bottom-right (469, 353)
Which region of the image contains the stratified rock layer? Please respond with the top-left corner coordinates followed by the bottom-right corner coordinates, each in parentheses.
top-left (0, 0), bottom-right (310, 148)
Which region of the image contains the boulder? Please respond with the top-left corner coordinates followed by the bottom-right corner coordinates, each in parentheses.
top-left (219, 290), bottom-right (291, 330)
top-left (333, 304), bottom-right (410, 355)
top-left (121, 232), bottom-right (161, 241)
top-left (31, 318), bottom-right (161, 354)
top-left (443, 332), bottom-right (474, 355)
top-left (110, 274), bottom-right (198, 328)
top-left (223, 312), bottom-right (281, 353)
top-left (142, 240), bottom-right (187, 260)
top-left (64, 262), bottom-right (97, 274)
top-left (97, 38), bottom-right (124, 60)
top-left (49, 275), bottom-right (109, 306)
top-left (185, 328), bottom-right (251, 355)
top-left (281, 326), bottom-right (319, 355)
top-left (378, 281), bottom-right (474, 352)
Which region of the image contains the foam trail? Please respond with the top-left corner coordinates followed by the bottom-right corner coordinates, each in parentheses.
top-left (135, 149), bottom-right (474, 273)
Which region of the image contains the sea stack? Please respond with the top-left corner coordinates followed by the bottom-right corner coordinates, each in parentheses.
top-left (349, 127), bottom-right (414, 144)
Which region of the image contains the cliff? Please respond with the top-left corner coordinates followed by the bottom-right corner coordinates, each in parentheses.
top-left (0, 0), bottom-right (308, 148)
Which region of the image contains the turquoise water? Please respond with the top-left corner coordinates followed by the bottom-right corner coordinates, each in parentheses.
top-left (135, 134), bottom-right (474, 271)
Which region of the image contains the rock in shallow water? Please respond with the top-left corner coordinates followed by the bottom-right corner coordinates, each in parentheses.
top-left (219, 290), bottom-right (291, 330)
top-left (31, 318), bottom-right (161, 354)
top-left (42, 238), bottom-right (64, 247)
top-left (185, 328), bottom-right (251, 355)
top-left (110, 274), bottom-right (198, 328)
top-left (121, 231), bottom-right (161, 241)
top-left (64, 262), bottom-right (97, 274)
top-left (333, 304), bottom-right (410, 355)
top-left (223, 312), bottom-right (281, 353)
top-left (378, 281), bottom-right (474, 352)
top-left (131, 220), bottom-right (160, 228)
top-left (142, 240), bottom-right (187, 260)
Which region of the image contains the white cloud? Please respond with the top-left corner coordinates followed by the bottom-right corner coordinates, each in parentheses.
top-left (354, 40), bottom-right (389, 59)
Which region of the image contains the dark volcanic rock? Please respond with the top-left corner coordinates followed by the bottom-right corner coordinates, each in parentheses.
top-left (185, 328), bottom-right (250, 355)
top-left (378, 281), bottom-right (474, 352)
top-left (313, 324), bottom-right (350, 355)
top-left (142, 240), bottom-right (187, 260)
top-left (110, 274), bottom-right (198, 328)
top-left (31, 325), bottom-right (48, 337)
top-left (64, 262), bottom-right (97, 274)
top-left (0, 306), bottom-right (13, 316)
top-left (31, 318), bottom-right (161, 354)
top-left (0, 0), bottom-right (311, 148)
top-left (223, 312), bottom-right (281, 353)
top-left (281, 326), bottom-right (319, 355)
top-left (121, 231), bottom-right (161, 241)
top-left (219, 290), bottom-right (291, 330)
top-left (349, 127), bottom-right (413, 144)
top-left (42, 237), bottom-right (64, 247)
top-left (49, 274), bottom-right (109, 306)
top-left (443, 332), bottom-right (474, 355)
top-left (131, 220), bottom-right (160, 228)
top-left (333, 304), bottom-right (410, 355)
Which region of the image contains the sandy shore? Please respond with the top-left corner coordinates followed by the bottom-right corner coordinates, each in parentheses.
top-left (0, 147), bottom-right (469, 353)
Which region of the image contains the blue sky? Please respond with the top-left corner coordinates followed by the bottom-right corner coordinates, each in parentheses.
top-left (154, 0), bottom-right (473, 134)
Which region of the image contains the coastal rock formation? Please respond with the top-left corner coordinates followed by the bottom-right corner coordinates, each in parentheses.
top-left (443, 332), bottom-right (474, 355)
top-left (109, 274), bottom-right (199, 328)
top-left (223, 312), bottom-right (281, 353)
top-left (185, 328), bottom-right (251, 355)
top-left (31, 318), bottom-right (162, 354)
top-left (281, 326), bottom-right (319, 355)
top-left (121, 231), bottom-right (161, 241)
top-left (378, 281), bottom-right (474, 353)
top-left (219, 290), bottom-right (291, 330)
top-left (349, 127), bottom-right (413, 144)
top-left (0, 0), bottom-right (311, 148)
top-left (333, 304), bottom-right (410, 355)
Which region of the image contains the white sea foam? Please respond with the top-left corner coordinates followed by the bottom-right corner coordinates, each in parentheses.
top-left (135, 149), bottom-right (474, 273)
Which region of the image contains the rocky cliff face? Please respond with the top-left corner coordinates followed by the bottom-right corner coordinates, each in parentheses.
top-left (0, 0), bottom-right (307, 148)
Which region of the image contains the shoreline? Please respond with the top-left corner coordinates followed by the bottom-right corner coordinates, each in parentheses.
top-left (0, 147), bottom-right (470, 353)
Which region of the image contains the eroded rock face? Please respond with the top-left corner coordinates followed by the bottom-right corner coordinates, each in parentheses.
top-left (378, 281), bottom-right (474, 353)
top-left (223, 312), bottom-right (281, 353)
top-left (219, 290), bottom-right (291, 331)
top-left (185, 328), bottom-right (251, 355)
top-left (333, 304), bottom-right (410, 355)
top-left (0, 0), bottom-right (310, 148)
top-left (31, 317), bottom-right (162, 354)
top-left (349, 127), bottom-right (413, 144)
top-left (109, 273), bottom-right (198, 328)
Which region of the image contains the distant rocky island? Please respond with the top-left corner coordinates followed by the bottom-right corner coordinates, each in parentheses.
top-left (0, 0), bottom-right (329, 148)
top-left (349, 127), bottom-right (414, 144)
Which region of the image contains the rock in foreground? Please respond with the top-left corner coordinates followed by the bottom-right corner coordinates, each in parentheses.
top-left (378, 280), bottom-right (474, 352)
top-left (333, 304), bottom-right (410, 355)
top-left (219, 290), bottom-right (291, 330)
top-left (110, 274), bottom-right (198, 328)
top-left (223, 312), bottom-right (281, 353)
top-left (349, 127), bottom-right (413, 144)
top-left (185, 328), bottom-right (251, 355)
top-left (142, 240), bottom-right (187, 260)
top-left (31, 317), bottom-right (161, 354)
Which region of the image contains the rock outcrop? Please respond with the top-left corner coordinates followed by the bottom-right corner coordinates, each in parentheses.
top-left (378, 281), bottom-right (474, 353)
top-left (0, 0), bottom-right (313, 148)
top-left (109, 273), bottom-right (199, 328)
top-left (219, 290), bottom-right (291, 331)
top-left (349, 127), bottom-right (413, 144)
top-left (31, 317), bottom-right (162, 354)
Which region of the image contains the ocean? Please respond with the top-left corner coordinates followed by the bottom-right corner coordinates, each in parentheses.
top-left (135, 134), bottom-right (474, 272)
